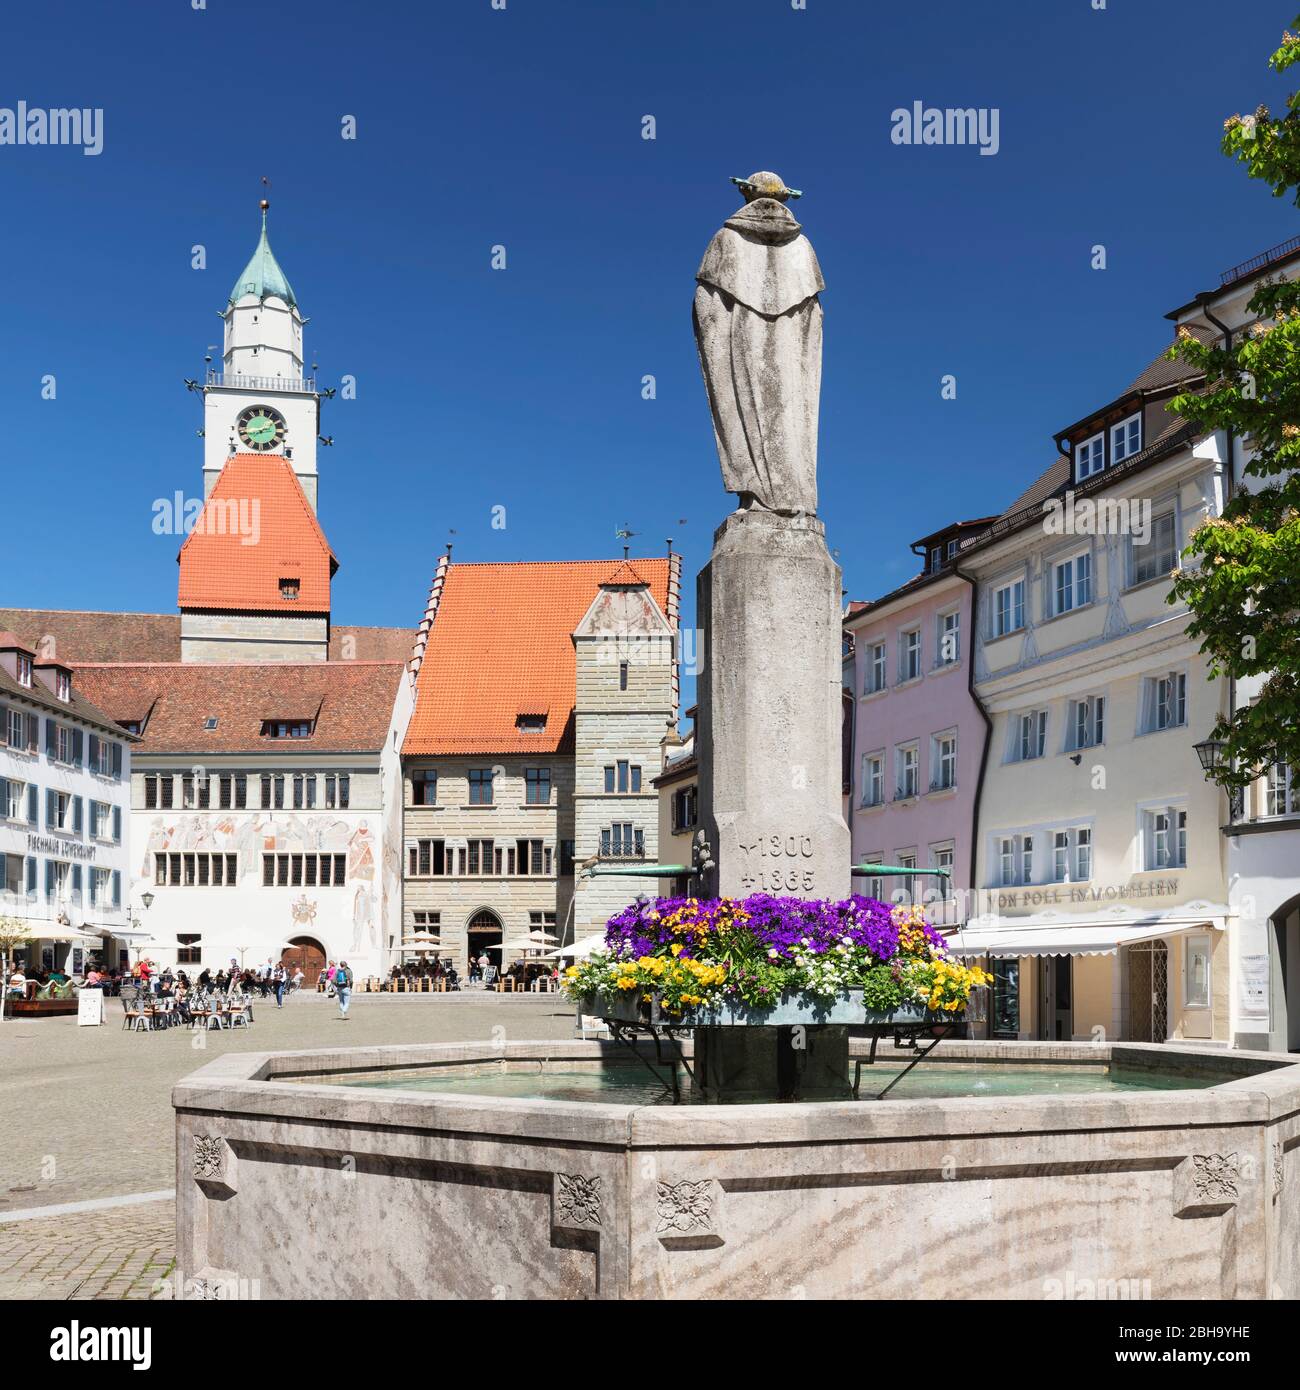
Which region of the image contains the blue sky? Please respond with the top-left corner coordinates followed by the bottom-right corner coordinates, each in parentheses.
top-left (2, 0), bottom-right (1297, 646)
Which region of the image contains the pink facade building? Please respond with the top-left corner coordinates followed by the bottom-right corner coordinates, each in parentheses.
top-left (843, 521), bottom-right (993, 924)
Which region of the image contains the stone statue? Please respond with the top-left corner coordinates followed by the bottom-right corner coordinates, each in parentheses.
top-left (693, 171), bottom-right (825, 516)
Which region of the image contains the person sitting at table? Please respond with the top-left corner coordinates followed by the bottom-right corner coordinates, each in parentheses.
top-left (83, 967), bottom-right (106, 989)
top-left (197, 968), bottom-right (211, 989)
top-left (5, 967), bottom-right (27, 998)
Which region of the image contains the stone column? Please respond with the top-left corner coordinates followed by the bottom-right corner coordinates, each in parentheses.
top-left (696, 508), bottom-right (850, 902)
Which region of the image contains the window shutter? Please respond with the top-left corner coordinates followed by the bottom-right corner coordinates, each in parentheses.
top-left (72, 729), bottom-right (84, 766)
top-left (112, 870), bottom-right (121, 908)
top-left (45, 860), bottom-right (54, 896)
top-left (26, 713), bottom-right (37, 751)
top-left (45, 720), bottom-right (56, 757)
top-left (73, 796), bottom-right (83, 834)
top-left (46, 789), bottom-right (56, 827)
top-left (112, 806), bottom-right (122, 842)
top-left (0, 777), bottom-right (6, 814)
top-left (26, 857), bottom-right (36, 895)
top-left (27, 784), bottom-right (37, 825)
top-left (89, 734), bottom-right (99, 768)
top-left (72, 864), bottom-right (82, 899)
top-left (112, 742), bottom-right (122, 778)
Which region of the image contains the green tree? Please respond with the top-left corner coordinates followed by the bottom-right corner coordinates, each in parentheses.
top-left (1167, 20), bottom-right (1300, 795)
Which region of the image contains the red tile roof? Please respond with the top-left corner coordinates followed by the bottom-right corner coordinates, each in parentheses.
top-left (404, 557), bottom-right (676, 757)
top-left (73, 661), bottom-right (404, 755)
top-left (177, 454), bottom-right (337, 613)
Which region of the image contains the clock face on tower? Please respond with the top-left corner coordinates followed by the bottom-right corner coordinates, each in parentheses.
top-left (235, 404), bottom-right (288, 452)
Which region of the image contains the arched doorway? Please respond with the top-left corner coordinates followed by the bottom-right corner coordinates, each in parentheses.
top-left (283, 937), bottom-right (327, 988)
top-left (466, 909), bottom-right (503, 980)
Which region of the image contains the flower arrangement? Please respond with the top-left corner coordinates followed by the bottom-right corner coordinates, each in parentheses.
top-left (563, 894), bottom-right (991, 1018)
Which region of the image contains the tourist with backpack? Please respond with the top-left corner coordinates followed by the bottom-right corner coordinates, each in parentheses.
top-left (335, 961), bottom-right (353, 1019)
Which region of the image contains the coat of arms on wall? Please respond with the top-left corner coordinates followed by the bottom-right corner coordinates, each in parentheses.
top-left (290, 896), bottom-right (318, 926)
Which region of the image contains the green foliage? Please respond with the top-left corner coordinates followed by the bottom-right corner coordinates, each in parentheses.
top-left (860, 965), bottom-right (904, 1013)
top-left (1166, 14), bottom-right (1300, 787)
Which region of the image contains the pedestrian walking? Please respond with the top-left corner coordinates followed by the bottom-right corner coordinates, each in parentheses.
top-left (273, 963), bottom-right (287, 1008)
top-left (335, 960), bottom-right (353, 1019)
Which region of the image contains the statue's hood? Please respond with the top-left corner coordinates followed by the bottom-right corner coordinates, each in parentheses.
top-left (722, 198), bottom-right (803, 245)
top-left (696, 199), bottom-right (824, 316)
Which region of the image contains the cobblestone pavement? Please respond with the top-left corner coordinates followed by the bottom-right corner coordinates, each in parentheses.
top-left (0, 993), bottom-right (576, 1300)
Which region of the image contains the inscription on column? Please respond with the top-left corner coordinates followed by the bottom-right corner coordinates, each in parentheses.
top-left (737, 833), bottom-right (815, 893)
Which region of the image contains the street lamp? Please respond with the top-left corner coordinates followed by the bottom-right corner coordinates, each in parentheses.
top-left (141, 891), bottom-right (155, 913)
top-left (1193, 737), bottom-right (1225, 777)
top-left (1193, 736), bottom-right (1242, 821)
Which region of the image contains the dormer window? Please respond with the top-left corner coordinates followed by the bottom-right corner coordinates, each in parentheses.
top-left (928, 546), bottom-right (942, 572)
top-left (1075, 433), bottom-right (1104, 482)
top-left (261, 719), bottom-right (312, 739)
top-left (280, 578), bottom-right (300, 601)
top-left (515, 714), bottom-right (547, 734)
top-left (1111, 413), bottom-right (1142, 464)
top-left (56, 671), bottom-right (70, 702)
top-left (16, 654), bottom-right (31, 687)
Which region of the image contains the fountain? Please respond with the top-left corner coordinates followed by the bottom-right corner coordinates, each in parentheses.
top-left (173, 176), bottom-right (1300, 1301)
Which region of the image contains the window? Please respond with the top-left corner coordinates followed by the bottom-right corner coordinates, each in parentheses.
top-left (279, 578), bottom-right (300, 601)
top-left (515, 714), bottom-right (547, 733)
top-left (261, 719), bottom-right (312, 739)
top-left (1052, 551), bottom-right (1092, 615)
top-left (671, 785), bottom-right (698, 832)
top-left (3, 779), bottom-right (23, 822)
top-left (1068, 696), bottom-right (1105, 751)
top-left (1075, 432), bottom-right (1104, 481)
top-left (529, 911), bottom-right (557, 927)
top-left (1143, 672), bottom-right (1187, 733)
top-left (619, 662), bottom-right (629, 691)
top-left (16, 654), bottom-right (31, 687)
top-left (862, 855), bottom-right (885, 901)
top-left (55, 671), bottom-right (70, 702)
top-left (866, 641), bottom-right (886, 693)
top-left (1144, 808), bottom-right (1187, 870)
top-left (1184, 933), bottom-right (1211, 1009)
top-left (261, 774), bottom-right (286, 810)
top-left (467, 839), bottom-right (495, 875)
top-left (1013, 710), bottom-right (1048, 762)
top-left (47, 790), bottom-right (73, 831)
top-left (1076, 826), bottom-right (1092, 881)
top-left (518, 766), bottom-right (551, 806)
top-left (1132, 511), bottom-right (1177, 586)
top-left (408, 839), bottom-right (448, 877)
top-left (262, 853), bottom-right (345, 887)
top-left (156, 853), bottom-right (238, 887)
top-left (895, 851), bottom-right (918, 903)
top-left (468, 769), bottom-right (494, 805)
top-left (993, 579), bottom-right (1025, 638)
top-left (325, 773), bottom-right (349, 809)
top-left (931, 734), bottom-right (957, 791)
top-left (92, 737), bottom-right (115, 777)
top-left (177, 934), bottom-right (202, 966)
top-left (928, 545), bottom-right (942, 573)
top-left (511, 839), bottom-right (550, 875)
top-left (1110, 413), bottom-right (1142, 464)
top-left (409, 768), bottom-right (437, 806)
top-left (1267, 764), bottom-right (1297, 817)
top-left (412, 911), bottom-right (441, 929)
top-left (899, 629), bottom-right (922, 682)
top-left (6, 708), bottom-right (26, 750)
top-left (861, 752), bottom-right (884, 808)
top-left (293, 774), bottom-right (316, 810)
top-left (896, 745), bottom-right (919, 800)
top-left (601, 823), bottom-right (644, 858)
top-left (3, 853), bottom-right (23, 896)
top-left (936, 611), bottom-right (960, 667)
top-left (218, 774), bottom-right (247, 810)
top-left (604, 762), bottom-right (642, 795)
top-left (182, 773), bottom-right (211, 809)
top-left (997, 834), bottom-right (1034, 887)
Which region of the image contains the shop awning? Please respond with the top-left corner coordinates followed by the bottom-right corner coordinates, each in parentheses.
top-left (943, 919), bottom-right (1223, 959)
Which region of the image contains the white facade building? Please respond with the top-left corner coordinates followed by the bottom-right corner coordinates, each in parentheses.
top-left (0, 633), bottom-right (134, 977)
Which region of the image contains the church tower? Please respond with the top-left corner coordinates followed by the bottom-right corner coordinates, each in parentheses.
top-left (180, 202), bottom-right (337, 663)
top-left (202, 201), bottom-right (322, 511)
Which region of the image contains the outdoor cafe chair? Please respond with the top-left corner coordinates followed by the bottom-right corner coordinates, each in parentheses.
top-left (121, 996), bottom-right (149, 1031)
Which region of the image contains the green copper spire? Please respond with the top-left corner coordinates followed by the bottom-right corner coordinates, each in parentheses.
top-left (228, 200), bottom-right (298, 308)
